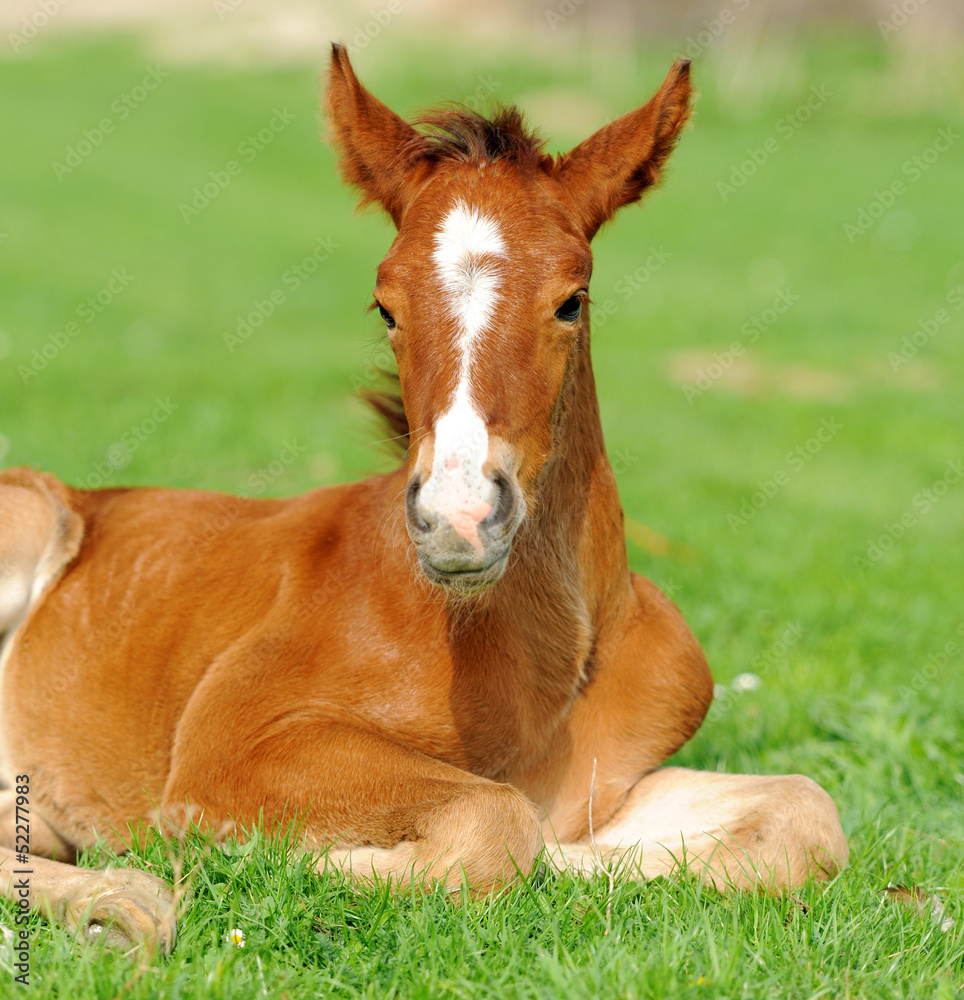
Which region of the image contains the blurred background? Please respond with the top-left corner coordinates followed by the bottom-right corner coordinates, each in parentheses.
top-left (0, 1), bottom-right (961, 880)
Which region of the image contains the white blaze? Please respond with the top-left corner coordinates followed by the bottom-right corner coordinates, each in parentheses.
top-left (432, 202), bottom-right (506, 345)
top-left (419, 202), bottom-right (506, 551)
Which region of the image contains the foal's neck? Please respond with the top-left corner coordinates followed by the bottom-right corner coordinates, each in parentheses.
top-left (494, 333), bottom-right (630, 630)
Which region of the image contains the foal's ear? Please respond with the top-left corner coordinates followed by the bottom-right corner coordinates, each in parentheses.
top-left (326, 44), bottom-right (428, 227)
top-left (552, 60), bottom-right (693, 240)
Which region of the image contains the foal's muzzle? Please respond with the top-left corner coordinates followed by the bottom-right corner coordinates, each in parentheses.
top-left (405, 470), bottom-right (525, 592)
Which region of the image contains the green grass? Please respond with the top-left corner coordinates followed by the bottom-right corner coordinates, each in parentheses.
top-left (1, 30), bottom-right (963, 999)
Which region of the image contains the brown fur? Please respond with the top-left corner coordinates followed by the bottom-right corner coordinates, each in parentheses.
top-left (0, 48), bottom-right (847, 953)
top-left (406, 105), bottom-right (551, 172)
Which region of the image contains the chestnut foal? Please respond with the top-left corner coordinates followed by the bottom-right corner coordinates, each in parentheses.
top-left (0, 47), bottom-right (847, 953)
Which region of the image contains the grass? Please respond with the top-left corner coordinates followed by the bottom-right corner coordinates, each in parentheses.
top-left (0, 28), bottom-right (962, 999)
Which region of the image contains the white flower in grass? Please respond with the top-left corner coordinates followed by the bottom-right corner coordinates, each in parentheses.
top-left (226, 927), bottom-right (246, 947)
top-left (731, 672), bottom-right (762, 693)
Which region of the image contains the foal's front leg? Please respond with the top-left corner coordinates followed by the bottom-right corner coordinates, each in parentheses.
top-left (550, 767), bottom-right (848, 890)
top-left (163, 702), bottom-right (545, 896)
top-left (540, 573), bottom-right (847, 889)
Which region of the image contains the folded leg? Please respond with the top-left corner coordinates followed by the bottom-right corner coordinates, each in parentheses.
top-left (164, 713), bottom-right (544, 896)
top-left (549, 766), bottom-right (848, 890)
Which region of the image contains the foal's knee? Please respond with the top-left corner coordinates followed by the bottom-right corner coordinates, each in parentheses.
top-left (419, 782), bottom-right (542, 894)
top-left (738, 774), bottom-right (848, 890)
top-left (780, 773), bottom-right (848, 880)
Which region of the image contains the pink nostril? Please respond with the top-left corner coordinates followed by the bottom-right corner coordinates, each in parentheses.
top-left (407, 466), bottom-right (514, 559)
top-left (446, 502), bottom-right (493, 556)
top-left (425, 472), bottom-right (493, 556)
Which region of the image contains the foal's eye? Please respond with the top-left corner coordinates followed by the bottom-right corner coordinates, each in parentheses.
top-left (555, 296), bottom-right (582, 322)
top-left (377, 304), bottom-right (396, 330)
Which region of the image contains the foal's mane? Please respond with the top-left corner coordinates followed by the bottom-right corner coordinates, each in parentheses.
top-left (364, 105), bottom-right (549, 451)
top-left (363, 375), bottom-right (409, 451)
top-left (405, 104), bottom-right (550, 173)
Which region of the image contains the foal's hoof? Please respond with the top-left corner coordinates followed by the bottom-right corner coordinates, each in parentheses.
top-left (66, 868), bottom-right (177, 955)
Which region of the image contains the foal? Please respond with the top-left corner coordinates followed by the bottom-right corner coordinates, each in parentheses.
top-left (0, 47), bottom-right (847, 953)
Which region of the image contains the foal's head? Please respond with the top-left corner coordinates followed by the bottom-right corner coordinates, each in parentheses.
top-left (328, 45), bottom-right (691, 593)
